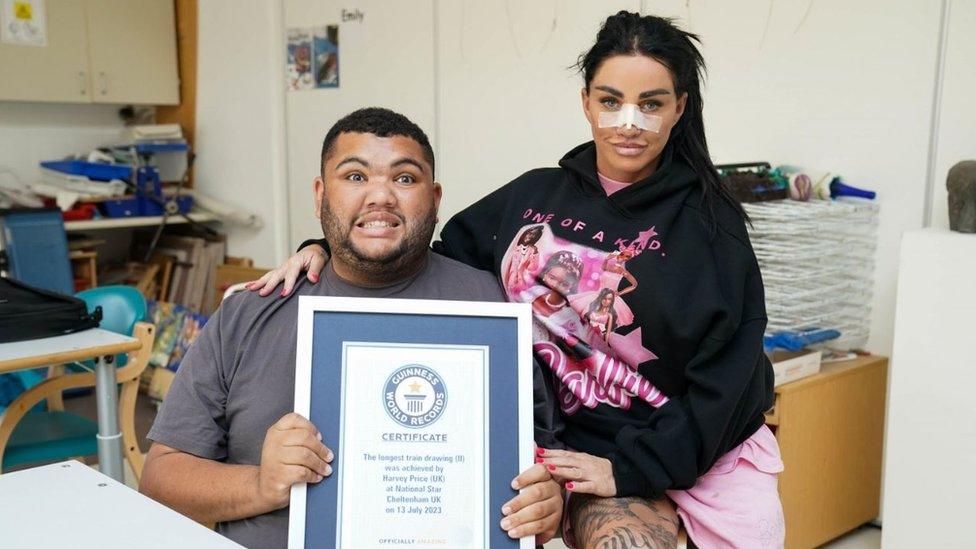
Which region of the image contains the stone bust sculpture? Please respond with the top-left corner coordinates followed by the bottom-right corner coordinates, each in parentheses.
top-left (947, 160), bottom-right (976, 233)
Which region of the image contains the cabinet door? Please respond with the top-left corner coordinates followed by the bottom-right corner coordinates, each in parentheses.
top-left (0, 0), bottom-right (91, 102)
top-left (85, 0), bottom-right (179, 105)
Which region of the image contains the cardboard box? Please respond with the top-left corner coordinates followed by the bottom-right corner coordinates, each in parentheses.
top-left (771, 349), bottom-right (823, 387)
top-left (147, 367), bottom-right (176, 402)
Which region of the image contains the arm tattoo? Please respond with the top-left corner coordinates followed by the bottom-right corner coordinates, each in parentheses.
top-left (569, 494), bottom-right (678, 549)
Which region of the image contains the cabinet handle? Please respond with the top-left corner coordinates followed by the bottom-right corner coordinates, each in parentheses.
top-left (78, 71), bottom-right (86, 96)
top-left (99, 72), bottom-right (108, 95)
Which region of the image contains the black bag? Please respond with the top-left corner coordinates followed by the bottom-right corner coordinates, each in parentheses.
top-left (0, 277), bottom-right (101, 343)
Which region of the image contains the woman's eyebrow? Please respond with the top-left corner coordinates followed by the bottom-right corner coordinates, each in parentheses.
top-left (639, 88), bottom-right (672, 98)
top-left (593, 85), bottom-right (623, 97)
top-left (593, 85), bottom-right (672, 99)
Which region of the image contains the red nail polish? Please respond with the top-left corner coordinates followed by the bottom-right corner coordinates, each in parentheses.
top-left (547, 464), bottom-right (556, 472)
top-left (566, 482), bottom-right (575, 490)
top-left (535, 457), bottom-right (543, 463)
top-left (535, 447), bottom-right (545, 456)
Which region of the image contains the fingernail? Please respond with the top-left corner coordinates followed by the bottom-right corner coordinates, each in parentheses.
top-left (536, 447), bottom-right (545, 456)
top-left (326, 451), bottom-right (333, 462)
top-left (315, 475), bottom-right (323, 482)
top-left (535, 457), bottom-right (544, 463)
top-left (547, 465), bottom-right (556, 472)
top-left (511, 479), bottom-right (519, 490)
top-left (500, 518), bottom-right (511, 529)
top-left (566, 482), bottom-right (575, 490)
top-left (501, 505), bottom-right (511, 515)
top-left (280, 289), bottom-right (288, 297)
top-left (324, 465), bottom-right (332, 476)
top-left (309, 274), bottom-right (318, 283)
top-left (317, 432), bottom-right (323, 441)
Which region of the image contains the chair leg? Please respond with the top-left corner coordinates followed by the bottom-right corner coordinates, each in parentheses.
top-left (119, 379), bottom-right (144, 482)
top-left (46, 364), bottom-right (66, 412)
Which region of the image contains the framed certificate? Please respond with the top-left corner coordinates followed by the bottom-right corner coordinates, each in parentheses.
top-left (288, 297), bottom-right (534, 549)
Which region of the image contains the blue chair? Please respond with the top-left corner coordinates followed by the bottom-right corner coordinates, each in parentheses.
top-left (0, 286), bottom-right (154, 479)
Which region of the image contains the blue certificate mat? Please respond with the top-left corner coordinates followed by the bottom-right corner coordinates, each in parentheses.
top-left (288, 297), bottom-right (533, 549)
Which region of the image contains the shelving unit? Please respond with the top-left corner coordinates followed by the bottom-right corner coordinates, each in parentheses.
top-left (65, 212), bottom-right (216, 232)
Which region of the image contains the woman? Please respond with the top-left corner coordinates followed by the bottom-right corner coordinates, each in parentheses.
top-left (252, 12), bottom-right (783, 548)
top-left (582, 288), bottom-right (618, 342)
top-left (503, 224), bottom-right (544, 293)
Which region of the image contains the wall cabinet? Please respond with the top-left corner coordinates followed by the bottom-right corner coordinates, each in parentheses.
top-left (0, 0), bottom-right (179, 105)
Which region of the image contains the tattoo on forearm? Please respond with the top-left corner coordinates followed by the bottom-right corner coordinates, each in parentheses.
top-left (570, 495), bottom-right (678, 549)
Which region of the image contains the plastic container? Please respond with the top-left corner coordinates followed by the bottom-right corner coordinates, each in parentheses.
top-left (61, 203), bottom-right (98, 221)
top-left (135, 141), bottom-right (189, 182)
top-left (100, 195), bottom-right (193, 218)
top-left (40, 160), bottom-right (133, 182)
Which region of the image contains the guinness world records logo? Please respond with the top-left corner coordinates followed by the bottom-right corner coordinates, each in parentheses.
top-left (383, 364), bottom-right (448, 428)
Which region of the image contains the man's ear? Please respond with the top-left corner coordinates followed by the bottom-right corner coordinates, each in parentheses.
top-left (313, 176), bottom-right (325, 218)
top-left (432, 181), bottom-right (443, 222)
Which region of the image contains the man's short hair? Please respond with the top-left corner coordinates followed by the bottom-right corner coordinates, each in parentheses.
top-left (320, 107), bottom-right (435, 178)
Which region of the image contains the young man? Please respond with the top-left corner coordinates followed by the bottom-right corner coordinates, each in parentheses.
top-left (140, 108), bottom-right (562, 548)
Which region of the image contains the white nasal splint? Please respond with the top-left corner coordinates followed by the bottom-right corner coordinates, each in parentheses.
top-left (597, 103), bottom-right (663, 133)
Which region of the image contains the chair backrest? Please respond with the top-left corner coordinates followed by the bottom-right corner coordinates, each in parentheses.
top-left (0, 208), bottom-right (73, 295)
top-left (76, 285), bottom-right (147, 336)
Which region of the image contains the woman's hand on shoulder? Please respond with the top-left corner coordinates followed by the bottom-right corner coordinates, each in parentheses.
top-left (246, 244), bottom-right (329, 297)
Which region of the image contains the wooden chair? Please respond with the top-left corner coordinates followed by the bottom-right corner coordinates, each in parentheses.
top-left (0, 286), bottom-right (155, 481)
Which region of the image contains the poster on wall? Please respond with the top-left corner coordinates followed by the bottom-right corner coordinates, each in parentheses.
top-left (286, 27), bottom-right (314, 91)
top-left (287, 24), bottom-right (339, 91)
top-left (313, 24), bottom-right (339, 88)
top-left (1, 0), bottom-right (48, 47)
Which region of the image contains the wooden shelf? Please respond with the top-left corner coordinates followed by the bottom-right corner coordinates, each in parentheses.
top-left (65, 212), bottom-right (217, 231)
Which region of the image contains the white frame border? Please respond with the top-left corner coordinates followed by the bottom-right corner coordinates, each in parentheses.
top-left (287, 296), bottom-right (534, 549)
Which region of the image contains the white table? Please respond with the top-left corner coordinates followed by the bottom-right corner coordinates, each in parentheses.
top-left (0, 329), bottom-right (141, 481)
top-left (0, 460), bottom-right (240, 548)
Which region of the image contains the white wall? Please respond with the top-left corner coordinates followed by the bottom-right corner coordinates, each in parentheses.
top-left (282, 0), bottom-right (437, 252)
top-left (436, 0), bottom-right (943, 356)
top-left (0, 102), bottom-right (124, 185)
top-left (641, 0), bottom-right (943, 355)
top-left (194, 0), bottom-right (288, 267)
top-left (197, 0), bottom-right (956, 357)
top-left (434, 1), bottom-right (636, 222)
top-left (929, 0), bottom-right (976, 230)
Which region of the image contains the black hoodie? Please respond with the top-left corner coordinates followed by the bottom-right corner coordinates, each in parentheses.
top-left (308, 141), bottom-right (774, 498)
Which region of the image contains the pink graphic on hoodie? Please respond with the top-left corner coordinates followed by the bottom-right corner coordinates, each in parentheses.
top-left (499, 223), bottom-right (668, 413)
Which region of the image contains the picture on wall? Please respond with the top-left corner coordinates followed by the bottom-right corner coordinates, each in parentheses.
top-left (286, 27), bottom-right (314, 91)
top-left (313, 24), bottom-right (339, 88)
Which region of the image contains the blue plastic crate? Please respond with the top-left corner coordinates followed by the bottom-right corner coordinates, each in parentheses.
top-left (40, 160), bottom-right (133, 182)
top-left (100, 195), bottom-right (194, 218)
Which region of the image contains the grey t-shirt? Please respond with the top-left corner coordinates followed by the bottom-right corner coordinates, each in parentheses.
top-left (147, 252), bottom-right (504, 549)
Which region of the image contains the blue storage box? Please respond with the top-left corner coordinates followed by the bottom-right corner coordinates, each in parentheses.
top-left (100, 196), bottom-right (193, 218)
top-left (40, 160), bottom-right (133, 182)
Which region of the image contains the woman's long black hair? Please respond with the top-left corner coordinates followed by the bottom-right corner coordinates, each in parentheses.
top-left (576, 11), bottom-right (748, 223)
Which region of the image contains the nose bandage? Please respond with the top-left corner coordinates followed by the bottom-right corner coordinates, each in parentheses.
top-left (598, 103), bottom-right (663, 132)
